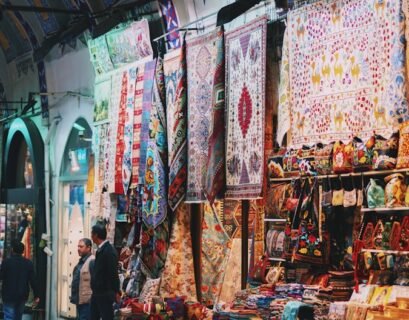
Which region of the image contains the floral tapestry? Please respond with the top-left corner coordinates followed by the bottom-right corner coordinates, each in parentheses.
top-left (277, 0), bottom-right (408, 147)
top-left (225, 17), bottom-right (267, 199)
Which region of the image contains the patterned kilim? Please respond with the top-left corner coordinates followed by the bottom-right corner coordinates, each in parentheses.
top-left (225, 17), bottom-right (267, 200)
top-left (164, 47), bottom-right (187, 210)
top-left (206, 27), bottom-right (226, 205)
top-left (160, 203), bottom-right (197, 301)
top-left (186, 28), bottom-right (223, 203)
top-left (277, 0), bottom-right (408, 147)
top-left (114, 71), bottom-right (128, 194)
top-left (201, 202), bottom-right (231, 306)
top-left (141, 60), bottom-right (168, 228)
top-left (130, 62), bottom-right (145, 189)
top-left (122, 67), bottom-right (138, 194)
top-left (139, 60), bottom-right (157, 185)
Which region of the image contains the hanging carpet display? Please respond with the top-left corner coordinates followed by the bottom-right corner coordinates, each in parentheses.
top-left (225, 16), bottom-right (267, 200)
top-left (164, 47), bottom-right (188, 210)
top-left (186, 28), bottom-right (224, 203)
top-left (206, 27), bottom-right (226, 205)
top-left (87, 35), bottom-right (114, 76)
top-left (160, 203), bottom-right (197, 301)
top-left (277, 0), bottom-right (408, 147)
top-left (201, 202), bottom-right (231, 306)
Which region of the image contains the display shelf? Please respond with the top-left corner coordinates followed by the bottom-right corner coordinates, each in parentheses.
top-left (269, 168), bottom-right (409, 183)
top-left (268, 257), bottom-right (286, 262)
top-left (264, 218), bottom-right (287, 222)
top-left (361, 249), bottom-right (409, 255)
top-left (361, 207), bottom-right (409, 213)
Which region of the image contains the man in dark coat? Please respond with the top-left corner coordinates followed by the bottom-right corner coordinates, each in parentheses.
top-left (0, 239), bottom-right (39, 320)
top-left (90, 224), bottom-right (120, 320)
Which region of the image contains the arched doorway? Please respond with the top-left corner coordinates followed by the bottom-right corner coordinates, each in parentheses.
top-left (1, 117), bottom-right (46, 309)
top-left (57, 118), bottom-right (93, 318)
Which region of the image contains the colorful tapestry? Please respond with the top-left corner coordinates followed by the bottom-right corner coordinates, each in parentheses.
top-left (219, 238), bottom-right (243, 303)
top-left (164, 47), bottom-right (187, 210)
top-left (139, 60), bottom-right (157, 185)
top-left (106, 20), bottom-right (153, 68)
top-left (160, 203), bottom-right (197, 301)
top-left (122, 67), bottom-right (138, 195)
top-left (131, 62), bottom-right (146, 189)
top-left (277, 0), bottom-right (408, 147)
top-left (206, 28), bottom-right (226, 204)
top-left (201, 202), bottom-right (231, 306)
top-left (217, 200), bottom-right (240, 239)
top-left (114, 71), bottom-right (128, 195)
top-left (185, 29), bottom-right (223, 203)
top-left (158, 0), bottom-right (181, 50)
top-left (93, 78), bottom-right (111, 125)
top-left (225, 17), bottom-right (267, 199)
top-left (87, 36), bottom-right (114, 76)
top-left (105, 70), bottom-right (122, 193)
top-left (141, 60), bottom-right (168, 228)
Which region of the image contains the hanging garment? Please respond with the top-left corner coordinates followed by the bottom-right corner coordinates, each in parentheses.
top-left (21, 226), bottom-right (31, 260)
top-left (186, 28), bottom-right (224, 203)
top-left (130, 62), bottom-right (146, 189)
top-left (225, 16), bottom-right (267, 199)
top-left (277, 0), bottom-right (408, 147)
top-left (164, 47), bottom-right (187, 210)
top-left (201, 202), bottom-right (231, 306)
top-left (160, 203), bottom-right (197, 301)
top-left (206, 27), bottom-right (226, 204)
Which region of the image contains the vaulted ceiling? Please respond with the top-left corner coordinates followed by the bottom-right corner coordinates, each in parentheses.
top-left (0, 0), bottom-right (162, 64)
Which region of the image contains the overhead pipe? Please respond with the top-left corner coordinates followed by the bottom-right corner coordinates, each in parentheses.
top-left (44, 116), bottom-right (61, 319)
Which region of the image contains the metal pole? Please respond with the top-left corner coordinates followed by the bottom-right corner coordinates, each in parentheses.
top-left (241, 200), bottom-right (249, 289)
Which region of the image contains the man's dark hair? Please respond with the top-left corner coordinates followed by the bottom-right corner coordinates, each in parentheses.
top-left (11, 239), bottom-right (24, 255)
top-left (91, 224), bottom-right (107, 240)
top-left (80, 238), bottom-right (92, 247)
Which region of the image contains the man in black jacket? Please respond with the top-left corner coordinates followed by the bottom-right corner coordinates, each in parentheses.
top-left (90, 224), bottom-right (120, 320)
top-left (0, 240), bottom-right (39, 320)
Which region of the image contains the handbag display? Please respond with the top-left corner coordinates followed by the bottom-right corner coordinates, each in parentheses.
top-left (399, 216), bottom-right (409, 251)
top-left (297, 145), bottom-right (317, 176)
top-left (315, 142), bottom-right (334, 175)
top-left (373, 132), bottom-right (399, 170)
top-left (352, 135), bottom-right (375, 172)
top-left (333, 140), bottom-right (354, 174)
top-left (366, 179), bottom-right (385, 208)
top-left (390, 221), bottom-right (402, 250)
top-left (266, 183), bottom-right (292, 219)
top-left (362, 222), bottom-right (374, 249)
top-left (293, 179), bottom-right (329, 264)
top-left (384, 173), bottom-right (407, 208)
top-left (397, 121), bottom-right (409, 169)
top-left (266, 226), bottom-right (286, 258)
top-left (372, 220), bottom-right (384, 250)
top-left (267, 149), bottom-right (286, 178)
top-left (283, 149), bottom-right (299, 173)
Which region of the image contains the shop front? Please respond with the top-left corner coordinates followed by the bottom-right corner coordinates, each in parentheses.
top-left (1, 117), bottom-right (46, 311)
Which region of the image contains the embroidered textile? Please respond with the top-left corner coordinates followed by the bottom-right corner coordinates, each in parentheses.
top-left (114, 71), bottom-right (128, 194)
top-left (93, 78), bottom-right (111, 125)
top-left (158, 0), bottom-right (181, 49)
top-left (186, 29), bottom-right (223, 203)
top-left (225, 17), bottom-right (267, 199)
top-left (164, 47), bottom-right (187, 210)
top-left (87, 35), bottom-right (114, 76)
top-left (139, 60), bottom-right (157, 185)
top-left (219, 238), bottom-right (243, 303)
top-left (206, 28), bottom-right (226, 204)
top-left (106, 20), bottom-right (153, 68)
top-left (160, 203), bottom-right (197, 301)
top-left (201, 202), bottom-right (231, 306)
top-left (122, 67), bottom-right (138, 194)
top-left (131, 62), bottom-right (145, 188)
top-left (277, 0), bottom-right (408, 147)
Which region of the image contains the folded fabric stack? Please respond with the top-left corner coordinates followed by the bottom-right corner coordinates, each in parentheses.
top-left (301, 286), bottom-right (331, 320)
top-left (328, 271), bottom-right (355, 301)
top-left (269, 298), bottom-right (292, 320)
top-left (328, 301), bottom-right (348, 320)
